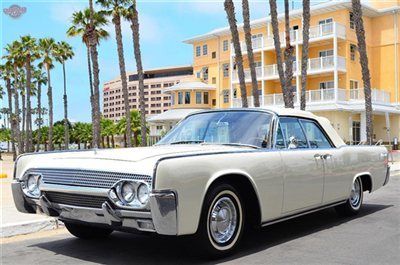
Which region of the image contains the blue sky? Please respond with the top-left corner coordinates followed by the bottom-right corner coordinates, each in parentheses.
top-left (1, 0), bottom-right (315, 124)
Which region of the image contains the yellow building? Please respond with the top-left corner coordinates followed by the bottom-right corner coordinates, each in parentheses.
top-left (180, 0), bottom-right (400, 144)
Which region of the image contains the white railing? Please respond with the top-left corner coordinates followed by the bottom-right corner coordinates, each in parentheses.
top-left (232, 56), bottom-right (345, 82)
top-left (231, 88), bottom-right (391, 107)
top-left (232, 22), bottom-right (346, 54)
top-left (232, 95), bottom-right (263, 107)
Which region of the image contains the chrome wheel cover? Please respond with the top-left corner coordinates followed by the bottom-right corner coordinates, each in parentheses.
top-left (209, 196), bottom-right (238, 244)
top-left (350, 178), bottom-right (361, 208)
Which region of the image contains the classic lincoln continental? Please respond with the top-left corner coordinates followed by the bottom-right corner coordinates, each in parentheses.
top-left (12, 108), bottom-right (390, 255)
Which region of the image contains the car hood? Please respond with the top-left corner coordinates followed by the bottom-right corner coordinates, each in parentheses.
top-left (14, 145), bottom-right (251, 179)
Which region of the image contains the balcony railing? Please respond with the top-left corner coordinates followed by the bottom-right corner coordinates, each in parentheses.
top-left (233, 22), bottom-right (346, 54)
top-left (232, 56), bottom-right (346, 82)
top-left (231, 88), bottom-right (391, 107)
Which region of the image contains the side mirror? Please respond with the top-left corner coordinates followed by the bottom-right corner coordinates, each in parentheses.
top-left (288, 136), bottom-right (298, 149)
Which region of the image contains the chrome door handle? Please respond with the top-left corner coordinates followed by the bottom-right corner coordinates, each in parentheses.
top-left (314, 154), bottom-right (322, 159)
top-left (322, 154), bottom-right (332, 159)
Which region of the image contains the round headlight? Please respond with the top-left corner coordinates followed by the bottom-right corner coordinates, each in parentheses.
top-left (121, 182), bottom-right (135, 203)
top-left (137, 184), bottom-right (149, 204)
top-left (25, 174), bottom-right (41, 197)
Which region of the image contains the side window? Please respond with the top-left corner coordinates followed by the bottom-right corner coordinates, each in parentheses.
top-left (275, 124), bottom-right (286, 149)
top-left (279, 118), bottom-right (308, 149)
top-left (300, 120), bottom-right (332, 149)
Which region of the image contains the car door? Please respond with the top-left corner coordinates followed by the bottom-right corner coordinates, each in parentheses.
top-left (276, 117), bottom-right (325, 214)
top-left (299, 119), bottom-right (347, 203)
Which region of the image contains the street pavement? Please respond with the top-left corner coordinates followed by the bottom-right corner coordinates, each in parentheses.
top-left (1, 172), bottom-right (399, 264)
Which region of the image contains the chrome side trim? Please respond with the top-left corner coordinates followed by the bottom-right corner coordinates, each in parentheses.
top-left (40, 183), bottom-right (109, 196)
top-left (383, 166), bottom-right (390, 186)
top-left (150, 190), bottom-right (178, 235)
top-left (261, 200), bottom-right (346, 227)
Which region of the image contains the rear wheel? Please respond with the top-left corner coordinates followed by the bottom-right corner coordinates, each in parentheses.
top-left (335, 177), bottom-right (363, 216)
top-left (65, 222), bottom-right (113, 239)
top-left (196, 184), bottom-right (244, 257)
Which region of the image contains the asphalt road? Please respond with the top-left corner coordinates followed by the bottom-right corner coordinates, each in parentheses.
top-left (2, 176), bottom-right (399, 265)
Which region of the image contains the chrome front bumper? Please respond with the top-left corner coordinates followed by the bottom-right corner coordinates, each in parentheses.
top-left (12, 181), bottom-right (178, 235)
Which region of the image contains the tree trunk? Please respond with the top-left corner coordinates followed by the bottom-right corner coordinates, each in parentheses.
top-left (21, 91), bottom-right (26, 153)
top-left (25, 57), bottom-right (33, 152)
top-left (130, 1), bottom-right (147, 146)
top-left (269, 0), bottom-right (286, 105)
top-left (62, 62), bottom-right (69, 150)
top-left (6, 79), bottom-right (16, 160)
top-left (300, 0), bottom-right (310, 110)
top-left (112, 135), bottom-right (115, 148)
top-left (88, 0), bottom-right (101, 149)
top-left (113, 14), bottom-right (132, 148)
top-left (13, 66), bottom-right (22, 155)
top-left (78, 140), bottom-right (81, 150)
top-left (352, 0), bottom-right (373, 144)
top-left (86, 45), bottom-right (96, 144)
top-left (242, 0), bottom-right (259, 107)
top-left (36, 83), bottom-right (42, 152)
top-left (106, 136), bottom-right (110, 148)
top-left (283, 0), bottom-right (295, 108)
top-left (46, 65), bottom-right (54, 151)
top-left (224, 0), bottom-right (248, 107)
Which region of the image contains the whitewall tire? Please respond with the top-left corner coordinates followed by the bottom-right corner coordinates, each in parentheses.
top-left (335, 177), bottom-right (363, 216)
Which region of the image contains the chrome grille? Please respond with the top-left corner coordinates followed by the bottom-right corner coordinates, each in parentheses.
top-left (45, 191), bottom-right (107, 208)
top-left (27, 168), bottom-right (152, 189)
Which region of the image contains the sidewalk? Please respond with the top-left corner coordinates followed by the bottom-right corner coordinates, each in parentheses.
top-left (1, 153), bottom-right (60, 238)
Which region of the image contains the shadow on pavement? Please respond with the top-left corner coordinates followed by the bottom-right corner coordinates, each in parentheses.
top-left (30, 203), bottom-right (392, 264)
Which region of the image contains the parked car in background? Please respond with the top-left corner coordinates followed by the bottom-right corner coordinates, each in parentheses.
top-left (12, 108), bottom-right (390, 256)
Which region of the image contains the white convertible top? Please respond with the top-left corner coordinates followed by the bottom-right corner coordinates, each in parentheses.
top-left (195, 107), bottom-right (346, 148)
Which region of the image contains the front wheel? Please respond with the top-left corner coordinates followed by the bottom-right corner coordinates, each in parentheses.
top-left (65, 222), bottom-right (113, 239)
top-left (196, 184), bottom-right (244, 257)
top-left (335, 177), bottom-right (363, 216)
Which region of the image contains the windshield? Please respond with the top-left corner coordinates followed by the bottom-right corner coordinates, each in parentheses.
top-left (157, 111), bottom-right (273, 148)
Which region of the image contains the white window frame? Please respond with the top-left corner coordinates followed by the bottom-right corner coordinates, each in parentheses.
top-left (195, 46), bottom-right (201, 57)
top-left (223, 40), bottom-right (229, 51)
top-left (318, 18), bottom-right (333, 25)
top-left (350, 80), bottom-right (359, 90)
top-left (319, 80), bottom-right (334, 90)
top-left (319, 49), bottom-right (334, 57)
top-left (196, 92), bottom-right (202, 104)
top-left (203, 44), bottom-right (208, 56)
top-left (349, 12), bottom-right (355, 30)
top-left (223, 63), bottom-right (229, 77)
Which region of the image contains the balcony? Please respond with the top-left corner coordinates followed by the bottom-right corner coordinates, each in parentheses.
top-left (231, 88), bottom-right (391, 107)
top-left (232, 22), bottom-right (346, 54)
top-left (232, 56), bottom-right (346, 83)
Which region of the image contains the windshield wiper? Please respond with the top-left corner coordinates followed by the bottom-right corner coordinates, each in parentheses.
top-left (202, 142), bottom-right (260, 149)
top-left (170, 140), bottom-right (205, 145)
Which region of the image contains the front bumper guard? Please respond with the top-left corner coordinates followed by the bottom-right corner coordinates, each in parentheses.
top-left (12, 181), bottom-right (178, 235)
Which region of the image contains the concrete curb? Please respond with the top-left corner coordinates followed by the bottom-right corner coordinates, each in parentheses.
top-left (0, 218), bottom-right (62, 238)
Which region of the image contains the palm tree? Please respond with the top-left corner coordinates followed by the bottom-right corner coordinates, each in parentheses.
top-left (124, 0), bottom-right (146, 146)
top-left (32, 69), bottom-right (47, 151)
top-left (67, 8), bottom-right (109, 145)
top-left (300, 0), bottom-right (310, 110)
top-left (38, 37), bottom-right (57, 151)
top-left (0, 63), bottom-right (16, 159)
top-left (269, 0), bottom-right (294, 108)
top-left (351, 0), bottom-right (373, 144)
top-left (88, 0), bottom-right (102, 149)
top-left (19, 35), bottom-right (39, 152)
top-left (52, 123), bottom-right (65, 150)
top-left (98, 0), bottom-right (132, 147)
top-left (224, 0), bottom-right (248, 107)
top-left (242, 0), bottom-right (259, 107)
top-left (4, 41), bottom-right (23, 155)
top-left (101, 118), bottom-right (116, 148)
top-left (54, 41), bottom-right (75, 149)
top-left (116, 110), bottom-right (142, 147)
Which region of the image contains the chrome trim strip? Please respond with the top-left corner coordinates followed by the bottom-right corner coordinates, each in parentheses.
top-left (40, 183), bottom-right (109, 196)
top-left (383, 166), bottom-right (390, 186)
top-left (150, 190), bottom-right (178, 235)
top-left (261, 200), bottom-right (346, 227)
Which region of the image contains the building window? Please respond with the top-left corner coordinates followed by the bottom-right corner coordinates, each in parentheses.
top-left (203, 44), bottom-right (208, 55)
top-left (318, 18), bottom-right (333, 25)
top-left (178, 92), bottom-right (183, 104)
top-left (202, 67), bottom-right (208, 81)
top-left (233, 88), bottom-right (237, 98)
top-left (350, 80), bottom-right (359, 90)
top-left (196, 46), bottom-right (201, 57)
top-left (203, 92), bottom-right (209, 104)
top-left (349, 12), bottom-right (355, 30)
top-left (223, 63), bottom-right (229, 77)
top-left (196, 92), bottom-right (202, 104)
top-left (171, 94), bottom-right (175, 105)
top-left (223, 40), bottom-right (229, 51)
top-left (319, 50), bottom-right (333, 57)
top-left (319, 81), bottom-right (334, 90)
top-left (212, 51), bottom-right (216, 59)
top-left (223, 89), bottom-right (229, 103)
top-left (196, 71), bottom-right (201, 78)
top-left (350, 44), bottom-right (357, 61)
top-left (185, 91), bottom-right (191, 104)
top-left (212, 77), bottom-right (216, 84)
top-left (212, 99), bottom-right (216, 106)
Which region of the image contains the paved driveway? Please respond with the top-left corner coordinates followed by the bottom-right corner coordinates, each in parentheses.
top-left (2, 177), bottom-right (399, 265)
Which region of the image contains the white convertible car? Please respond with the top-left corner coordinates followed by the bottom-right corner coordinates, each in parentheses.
top-left (12, 108), bottom-right (390, 256)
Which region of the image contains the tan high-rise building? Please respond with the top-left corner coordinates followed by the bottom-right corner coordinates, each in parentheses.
top-left (102, 65), bottom-right (193, 122)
